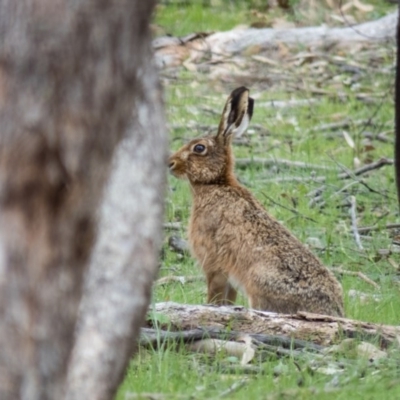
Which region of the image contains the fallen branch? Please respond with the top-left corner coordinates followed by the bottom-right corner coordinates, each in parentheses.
top-left (358, 223), bottom-right (400, 234)
top-left (154, 13), bottom-right (397, 68)
top-left (140, 327), bottom-right (324, 352)
top-left (150, 302), bottom-right (399, 348)
top-left (257, 98), bottom-right (320, 108)
top-left (236, 157), bottom-right (392, 180)
top-left (332, 267), bottom-right (379, 289)
top-left (236, 157), bottom-right (337, 171)
top-left (338, 157), bottom-right (393, 179)
top-left (260, 192), bottom-right (316, 223)
top-left (163, 222), bottom-right (182, 230)
top-left (259, 176), bottom-right (326, 184)
top-left (218, 379), bottom-right (249, 398)
top-left (155, 275), bottom-right (204, 286)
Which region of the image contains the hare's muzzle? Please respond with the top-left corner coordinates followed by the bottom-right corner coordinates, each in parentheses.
top-left (168, 160), bottom-right (176, 170)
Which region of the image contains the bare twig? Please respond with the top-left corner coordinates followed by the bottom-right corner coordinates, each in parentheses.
top-left (363, 131), bottom-right (394, 144)
top-left (338, 157), bottom-right (393, 179)
top-left (311, 119), bottom-right (391, 134)
top-left (218, 379), bottom-right (249, 398)
top-left (236, 157), bottom-right (337, 171)
top-left (349, 196), bottom-right (364, 251)
top-left (260, 192), bottom-right (317, 223)
top-left (332, 267), bottom-right (379, 289)
top-left (215, 364), bottom-right (265, 375)
top-left (259, 176), bottom-right (326, 184)
top-left (332, 179), bottom-right (394, 202)
top-left (358, 223), bottom-right (400, 234)
top-left (257, 98), bottom-right (320, 109)
top-left (163, 222), bottom-right (182, 230)
top-left (125, 393), bottom-right (187, 400)
top-left (141, 327), bottom-right (325, 353)
top-left (155, 275), bottom-right (204, 286)
top-left (311, 119), bottom-right (353, 132)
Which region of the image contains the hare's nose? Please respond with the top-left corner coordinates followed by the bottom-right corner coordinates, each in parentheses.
top-left (169, 160), bottom-right (176, 170)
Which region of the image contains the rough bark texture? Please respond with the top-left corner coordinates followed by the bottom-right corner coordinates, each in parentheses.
top-left (152, 302), bottom-right (400, 348)
top-left (154, 12), bottom-right (397, 68)
top-left (65, 34), bottom-right (167, 400)
top-left (0, 1), bottom-right (160, 399)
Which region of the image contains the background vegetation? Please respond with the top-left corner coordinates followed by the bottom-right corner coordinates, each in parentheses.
top-left (118, 1), bottom-right (399, 399)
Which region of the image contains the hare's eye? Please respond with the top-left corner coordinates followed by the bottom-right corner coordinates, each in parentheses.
top-left (193, 144), bottom-right (206, 154)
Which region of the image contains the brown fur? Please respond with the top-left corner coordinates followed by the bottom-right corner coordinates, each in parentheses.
top-left (168, 87), bottom-right (344, 316)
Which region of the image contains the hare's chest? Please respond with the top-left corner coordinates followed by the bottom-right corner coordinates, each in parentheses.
top-left (188, 206), bottom-right (221, 258)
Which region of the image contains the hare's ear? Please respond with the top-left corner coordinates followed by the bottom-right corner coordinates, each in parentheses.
top-left (216, 87), bottom-right (254, 143)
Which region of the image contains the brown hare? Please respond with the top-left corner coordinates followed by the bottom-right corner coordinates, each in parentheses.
top-left (168, 87), bottom-right (344, 316)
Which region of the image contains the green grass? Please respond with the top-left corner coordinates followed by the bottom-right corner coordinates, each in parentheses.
top-left (155, 1), bottom-right (248, 36)
top-left (154, 0), bottom-right (397, 37)
top-left (117, 2), bottom-right (399, 399)
top-left (118, 347), bottom-right (400, 399)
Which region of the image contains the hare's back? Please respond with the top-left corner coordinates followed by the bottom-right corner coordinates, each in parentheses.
top-left (192, 185), bottom-right (327, 273)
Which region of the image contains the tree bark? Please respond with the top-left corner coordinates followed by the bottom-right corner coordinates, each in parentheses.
top-left (151, 302), bottom-right (400, 348)
top-left (65, 54), bottom-right (167, 400)
top-left (0, 1), bottom-right (161, 399)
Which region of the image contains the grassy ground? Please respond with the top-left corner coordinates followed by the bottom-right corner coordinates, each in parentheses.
top-left (118, 1), bottom-right (399, 399)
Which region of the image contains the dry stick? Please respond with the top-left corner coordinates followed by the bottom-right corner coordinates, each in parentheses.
top-left (125, 393), bottom-right (186, 400)
top-left (310, 119), bottom-right (353, 132)
top-left (217, 379), bottom-right (249, 398)
top-left (310, 118), bottom-right (390, 134)
top-left (214, 364), bottom-right (265, 375)
top-left (358, 223), bottom-right (400, 234)
top-left (338, 157), bottom-right (393, 179)
top-left (332, 267), bottom-right (379, 289)
top-left (155, 275), bottom-right (204, 286)
top-left (257, 98), bottom-right (320, 109)
top-left (349, 196), bottom-right (364, 251)
top-left (236, 157), bottom-right (337, 171)
top-left (163, 222), bottom-right (182, 230)
top-left (259, 176), bottom-right (326, 184)
top-left (260, 192), bottom-right (317, 223)
top-left (333, 178), bottom-right (394, 202)
top-left (140, 327), bottom-right (325, 353)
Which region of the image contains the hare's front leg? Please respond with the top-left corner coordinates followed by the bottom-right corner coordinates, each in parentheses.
top-left (224, 282), bottom-right (237, 305)
top-left (206, 272), bottom-right (237, 305)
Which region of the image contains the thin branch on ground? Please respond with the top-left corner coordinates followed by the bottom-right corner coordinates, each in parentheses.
top-left (332, 267), bottom-right (379, 289)
top-left (155, 275), bottom-right (204, 286)
top-left (260, 192), bottom-right (317, 223)
top-left (140, 327), bottom-right (325, 352)
top-left (163, 222), bottom-right (182, 230)
top-left (218, 379), bottom-right (250, 398)
top-left (338, 157), bottom-right (393, 179)
top-left (236, 157), bottom-right (338, 171)
top-left (358, 222), bottom-right (400, 234)
top-left (259, 176), bottom-right (326, 184)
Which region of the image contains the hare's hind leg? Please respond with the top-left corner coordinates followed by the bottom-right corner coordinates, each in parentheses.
top-left (206, 272), bottom-right (236, 305)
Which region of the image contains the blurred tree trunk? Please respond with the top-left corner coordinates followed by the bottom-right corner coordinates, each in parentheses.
top-left (0, 1), bottom-right (164, 400)
top-left (65, 43), bottom-right (166, 400)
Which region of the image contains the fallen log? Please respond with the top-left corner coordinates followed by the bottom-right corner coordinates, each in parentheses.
top-left (154, 12), bottom-right (397, 68)
top-left (149, 302), bottom-right (400, 348)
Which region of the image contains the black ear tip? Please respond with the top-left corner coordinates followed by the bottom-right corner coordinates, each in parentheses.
top-left (248, 97), bottom-right (254, 119)
top-left (231, 86), bottom-right (249, 98)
